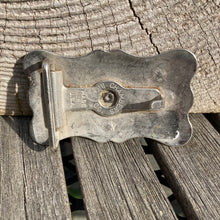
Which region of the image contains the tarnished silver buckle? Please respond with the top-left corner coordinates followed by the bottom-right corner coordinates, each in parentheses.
top-left (23, 49), bottom-right (196, 149)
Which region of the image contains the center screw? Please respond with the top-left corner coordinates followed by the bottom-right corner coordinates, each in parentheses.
top-left (103, 91), bottom-right (115, 103)
top-left (100, 91), bottom-right (116, 108)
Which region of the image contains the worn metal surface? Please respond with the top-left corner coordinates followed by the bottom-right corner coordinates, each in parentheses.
top-left (23, 49), bottom-right (196, 148)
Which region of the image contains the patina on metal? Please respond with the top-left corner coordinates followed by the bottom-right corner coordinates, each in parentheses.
top-left (23, 49), bottom-right (197, 149)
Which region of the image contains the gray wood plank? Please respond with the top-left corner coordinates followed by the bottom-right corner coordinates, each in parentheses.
top-left (0, 116), bottom-right (71, 220)
top-left (71, 137), bottom-right (177, 220)
top-left (150, 114), bottom-right (220, 220)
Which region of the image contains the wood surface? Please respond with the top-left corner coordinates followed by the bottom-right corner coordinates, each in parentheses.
top-left (0, 116), bottom-right (71, 220)
top-left (150, 114), bottom-right (220, 220)
top-left (0, 0), bottom-right (219, 115)
top-left (71, 137), bottom-right (177, 220)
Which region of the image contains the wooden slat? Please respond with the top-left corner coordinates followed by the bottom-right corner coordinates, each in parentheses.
top-left (150, 114), bottom-right (220, 219)
top-left (0, 116), bottom-right (71, 220)
top-left (71, 137), bottom-right (177, 220)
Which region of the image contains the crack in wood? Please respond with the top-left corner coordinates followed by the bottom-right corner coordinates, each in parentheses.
top-left (128, 0), bottom-right (160, 54)
top-left (107, 0), bottom-right (122, 49)
top-left (80, 0), bottom-right (94, 51)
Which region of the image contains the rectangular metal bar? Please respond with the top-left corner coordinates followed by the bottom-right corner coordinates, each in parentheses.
top-left (42, 61), bottom-right (58, 149)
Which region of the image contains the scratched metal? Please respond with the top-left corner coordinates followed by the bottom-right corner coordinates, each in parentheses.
top-left (23, 49), bottom-right (196, 148)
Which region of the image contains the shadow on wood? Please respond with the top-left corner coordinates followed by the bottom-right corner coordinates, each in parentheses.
top-left (2, 116), bottom-right (46, 152)
top-left (5, 56), bottom-right (31, 115)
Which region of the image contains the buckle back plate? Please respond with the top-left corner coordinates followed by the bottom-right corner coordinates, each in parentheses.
top-left (23, 49), bottom-right (196, 149)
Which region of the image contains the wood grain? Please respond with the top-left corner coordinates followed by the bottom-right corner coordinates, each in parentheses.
top-left (0, 116), bottom-right (71, 220)
top-left (71, 137), bottom-right (177, 220)
top-left (0, 0), bottom-right (219, 115)
top-left (150, 114), bottom-right (220, 220)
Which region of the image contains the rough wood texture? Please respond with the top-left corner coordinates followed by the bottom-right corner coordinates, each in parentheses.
top-left (0, 116), bottom-right (71, 220)
top-left (71, 137), bottom-right (177, 220)
top-left (0, 0), bottom-right (219, 115)
top-left (150, 114), bottom-right (220, 220)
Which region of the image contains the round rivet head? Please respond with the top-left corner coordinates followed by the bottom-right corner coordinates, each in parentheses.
top-left (103, 91), bottom-right (115, 103)
top-left (100, 91), bottom-right (116, 108)
top-left (95, 81), bottom-right (126, 116)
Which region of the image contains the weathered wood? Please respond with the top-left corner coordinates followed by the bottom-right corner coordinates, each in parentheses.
top-left (0, 0), bottom-right (219, 115)
top-left (150, 114), bottom-right (220, 220)
top-left (0, 116), bottom-right (71, 220)
top-left (71, 137), bottom-right (177, 220)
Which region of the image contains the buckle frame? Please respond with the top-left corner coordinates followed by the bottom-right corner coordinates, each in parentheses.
top-left (23, 49), bottom-right (196, 149)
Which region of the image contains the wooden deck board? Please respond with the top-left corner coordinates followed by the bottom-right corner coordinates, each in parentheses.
top-left (0, 116), bottom-right (71, 220)
top-left (150, 114), bottom-right (220, 219)
top-left (71, 137), bottom-right (177, 220)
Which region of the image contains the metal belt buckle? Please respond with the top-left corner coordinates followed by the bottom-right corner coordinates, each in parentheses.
top-left (23, 49), bottom-right (196, 149)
